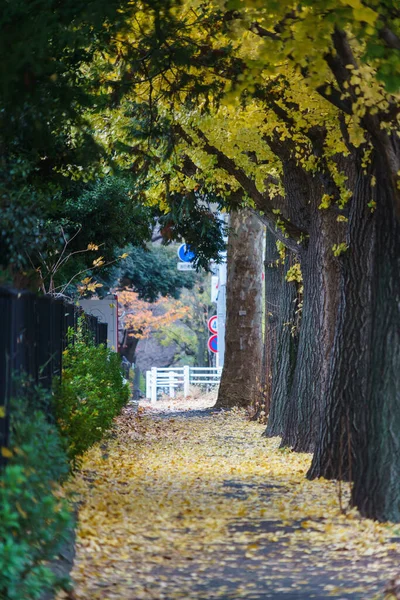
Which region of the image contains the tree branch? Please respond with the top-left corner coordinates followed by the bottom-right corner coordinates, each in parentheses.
top-left (173, 126), bottom-right (306, 251)
top-left (315, 83), bottom-right (353, 115)
top-left (250, 22), bottom-right (280, 41)
top-left (379, 25), bottom-right (400, 50)
top-left (189, 126), bottom-right (307, 244)
top-left (249, 208), bottom-right (302, 255)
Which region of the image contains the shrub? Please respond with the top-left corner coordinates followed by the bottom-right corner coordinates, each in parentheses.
top-left (0, 331), bottom-right (128, 598)
top-left (0, 384), bottom-right (72, 600)
top-left (54, 334), bottom-right (130, 467)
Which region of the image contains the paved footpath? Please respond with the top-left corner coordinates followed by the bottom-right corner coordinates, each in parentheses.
top-left (65, 402), bottom-right (400, 600)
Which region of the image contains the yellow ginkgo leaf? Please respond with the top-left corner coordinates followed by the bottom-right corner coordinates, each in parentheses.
top-left (1, 447), bottom-right (13, 458)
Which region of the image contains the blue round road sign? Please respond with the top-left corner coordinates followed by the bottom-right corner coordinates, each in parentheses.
top-left (208, 334), bottom-right (218, 353)
top-left (177, 243), bottom-right (196, 263)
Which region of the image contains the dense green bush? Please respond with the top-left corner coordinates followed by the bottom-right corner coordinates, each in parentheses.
top-left (54, 334), bottom-right (130, 466)
top-left (0, 332), bottom-right (128, 598)
top-left (0, 385), bottom-right (72, 600)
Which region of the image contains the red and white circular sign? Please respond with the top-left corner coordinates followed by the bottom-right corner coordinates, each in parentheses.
top-left (207, 315), bottom-right (218, 334)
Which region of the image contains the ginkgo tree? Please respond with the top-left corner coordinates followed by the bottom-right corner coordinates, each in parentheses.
top-left (6, 0), bottom-right (398, 522)
top-left (101, 38), bottom-right (349, 446)
top-left (223, 0), bottom-right (400, 523)
top-left (94, 0), bottom-right (400, 522)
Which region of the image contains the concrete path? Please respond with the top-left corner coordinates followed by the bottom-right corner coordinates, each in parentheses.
top-left (65, 402), bottom-right (400, 600)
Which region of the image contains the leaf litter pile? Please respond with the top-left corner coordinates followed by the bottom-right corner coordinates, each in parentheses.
top-left (63, 400), bottom-right (400, 600)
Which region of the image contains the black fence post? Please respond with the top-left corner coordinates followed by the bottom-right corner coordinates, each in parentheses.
top-left (98, 323), bottom-right (108, 346)
top-left (14, 290), bottom-right (38, 381)
top-left (64, 302), bottom-right (76, 349)
top-left (36, 296), bottom-right (53, 389)
top-left (0, 288), bottom-right (15, 468)
top-left (0, 288), bottom-right (110, 469)
top-left (51, 298), bottom-right (64, 382)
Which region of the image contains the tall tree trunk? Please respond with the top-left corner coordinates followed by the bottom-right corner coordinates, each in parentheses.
top-left (279, 191), bottom-right (344, 452)
top-left (355, 166), bottom-right (400, 521)
top-left (308, 166), bottom-right (375, 481)
top-left (262, 230), bottom-right (284, 416)
top-left (308, 147), bottom-right (400, 522)
top-left (257, 142), bottom-right (344, 451)
top-left (252, 230), bottom-right (284, 421)
top-left (120, 331), bottom-right (140, 364)
top-left (264, 251), bottom-right (299, 437)
top-left (215, 210), bottom-right (264, 409)
top-left (279, 239), bottom-right (322, 451)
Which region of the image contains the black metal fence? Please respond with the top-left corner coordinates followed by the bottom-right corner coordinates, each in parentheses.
top-left (0, 288), bottom-right (108, 468)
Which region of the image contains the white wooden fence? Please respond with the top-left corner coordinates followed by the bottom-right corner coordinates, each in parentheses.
top-left (145, 366), bottom-right (222, 402)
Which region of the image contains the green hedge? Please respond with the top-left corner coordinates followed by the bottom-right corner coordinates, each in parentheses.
top-left (54, 337), bottom-right (130, 467)
top-left (0, 385), bottom-right (72, 600)
top-left (0, 336), bottom-right (130, 599)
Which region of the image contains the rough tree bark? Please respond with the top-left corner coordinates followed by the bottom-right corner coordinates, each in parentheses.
top-left (308, 163), bottom-right (376, 482)
top-left (262, 230), bottom-right (284, 415)
top-left (254, 153), bottom-right (343, 451)
top-left (264, 250), bottom-right (299, 437)
top-left (357, 162), bottom-right (400, 521)
top-left (308, 147), bottom-right (400, 522)
top-left (271, 156), bottom-right (344, 452)
top-left (215, 209), bottom-right (264, 409)
top-left (177, 126), bottom-right (342, 448)
top-left (252, 229), bottom-right (285, 421)
top-left (282, 205), bottom-right (344, 452)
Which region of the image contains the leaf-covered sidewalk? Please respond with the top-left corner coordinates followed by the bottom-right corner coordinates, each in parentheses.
top-left (64, 403), bottom-right (400, 599)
